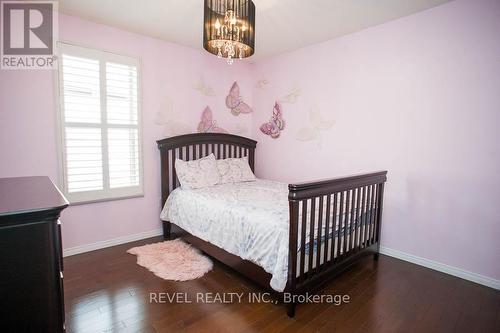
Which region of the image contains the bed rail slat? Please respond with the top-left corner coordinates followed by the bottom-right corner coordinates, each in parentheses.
top-left (331, 193), bottom-right (339, 262)
top-left (316, 196), bottom-right (324, 270)
top-left (375, 183), bottom-right (385, 246)
top-left (348, 189), bottom-right (353, 252)
top-left (373, 185), bottom-right (379, 244)
top-left (337, 191), bottom-right (345, 261)
top-left (299, 199), bottom-right (307, 281)
top-left (344, 190), bottom-right (352, 258)
top-left (160, 149), bottom-right (168, 205)
top-left (367, 185), bottom-right (373, 245)
top-left (308, 197), bottom-right (316, 277)
top-left (373, 185), bottom-right (378, 244)
top-left (172, 148), bottom-right (178, 188)
top-left (352, 188), bottom-right (359, 251)
top-left (371, 185), bottom-right (379, 245)
top-left (359, 186), bottom-right (367, 248)
top-left (288, 200), bottom-right (299, 294)
top-left (323, 194), bottom-right (331, 266)
top-left (352, 188), bottom-right (360, 251)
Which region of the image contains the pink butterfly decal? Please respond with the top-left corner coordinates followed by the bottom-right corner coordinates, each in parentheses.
top-left (226, 81), bottom-right (252, 116)
top-left (197, 106), bottom-right (228, 134)
top-left (260, 102), bottom-right (285, 139)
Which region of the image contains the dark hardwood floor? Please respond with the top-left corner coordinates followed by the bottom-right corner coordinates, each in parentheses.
top-left (64, 237), bottom-right (500, 333)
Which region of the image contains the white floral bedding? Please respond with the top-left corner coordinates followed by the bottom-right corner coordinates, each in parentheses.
top-left (161, 179), bottom-right (290, 291)
top-left (161, 179), bottom-right (375, 292)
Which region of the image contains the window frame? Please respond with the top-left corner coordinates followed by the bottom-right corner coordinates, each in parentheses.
top-left (56, 42), bottom-right (144, 204)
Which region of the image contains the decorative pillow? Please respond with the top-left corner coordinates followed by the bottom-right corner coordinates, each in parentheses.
top-left (216, 156), bottom-right (256, 184)
top-left (175, 154), bottom-right (219, 190)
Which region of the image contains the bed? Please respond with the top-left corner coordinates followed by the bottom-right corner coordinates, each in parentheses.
top-left (157, 133), bottom-right (387, 317)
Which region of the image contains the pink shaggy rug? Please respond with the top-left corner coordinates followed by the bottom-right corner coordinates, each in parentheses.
top-left (127, 239), bottom-right (213, 281)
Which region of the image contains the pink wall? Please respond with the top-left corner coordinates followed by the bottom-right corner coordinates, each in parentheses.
top-left (1, 0), bottom-right (499, 283)
top-left (0, 14), bottom-right (253, 249)
top-left (250, 0), bottom-right (500, 281)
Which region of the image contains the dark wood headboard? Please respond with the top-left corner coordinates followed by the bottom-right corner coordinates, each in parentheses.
top-left (156, 133), bottom-right (257, 207)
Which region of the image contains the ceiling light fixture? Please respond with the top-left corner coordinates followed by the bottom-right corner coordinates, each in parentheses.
top-left (203, 0), bottom-right (256, 65)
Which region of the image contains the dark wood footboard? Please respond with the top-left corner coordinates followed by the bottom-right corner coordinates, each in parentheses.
top-left (286, 171), bottom-right (387, 317)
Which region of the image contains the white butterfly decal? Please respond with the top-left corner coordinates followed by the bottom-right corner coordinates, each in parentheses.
top-left (255, 79), bottom-right (269, 89)
top-left (280, 87), bottom-right (301, 104)
top-left (295, 106), bottom-right (335, 143)
top-left (232, 123), bottom-right (249, 136)
top-left (154, 97), bottom-right (173, 126)
top-left (154, 97), bottom-right (192, 137)
top-left (194, 76), bottom-right (216, 96)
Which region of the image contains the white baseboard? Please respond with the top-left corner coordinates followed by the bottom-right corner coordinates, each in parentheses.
top-left (62, 231), bottom-right (499, 290)
top-left (63, 228), bottom-right (163, 257)
top-left (380, 246), bottom-right (500, 290)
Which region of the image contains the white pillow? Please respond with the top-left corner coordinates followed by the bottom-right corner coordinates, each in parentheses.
top-left (175, 154), bottom-right (219, 190)
top-left (216, 156), bottom-right (256, 184)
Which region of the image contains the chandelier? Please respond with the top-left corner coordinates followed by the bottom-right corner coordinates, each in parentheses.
top-left (203, 0), bottom-right (256, 64)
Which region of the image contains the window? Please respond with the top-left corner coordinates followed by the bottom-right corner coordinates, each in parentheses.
top-left (57, 43), bottom-right (143, 203)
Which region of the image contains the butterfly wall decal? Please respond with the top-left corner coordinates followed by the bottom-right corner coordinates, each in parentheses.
top-left (154, 96), bottom-right (192, 137)
top-left (226, 81), bottom-right (252, 116)
top-left (280, 87), bottom-right (301, 104)
top-left (255, 79), bottom-right (269, 89)
top-left (260, 102), bottom-right (285, 139)
top-left (233, 123), bottom-right (249, 136)
top-left (197, 106), bottom-right (228, 134)
top-left (194, 76), bottom-right (216, 96)
top-left (154, 96), bottom-right (174, 126)
top-left (295, 106), bottom-right (335, 143)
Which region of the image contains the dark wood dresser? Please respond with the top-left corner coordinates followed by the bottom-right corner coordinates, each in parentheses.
top-left (0, 177), bottom-right (69, 333)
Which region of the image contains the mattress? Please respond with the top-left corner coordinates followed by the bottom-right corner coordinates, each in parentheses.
top-left (161, 179), bottom-right (375, 292)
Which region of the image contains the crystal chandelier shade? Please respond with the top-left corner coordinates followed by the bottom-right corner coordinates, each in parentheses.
top-left (203, 0), bottom-right (256, 64)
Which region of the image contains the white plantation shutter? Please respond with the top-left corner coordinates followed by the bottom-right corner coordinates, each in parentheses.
top-left (65, 127), bottom-right (103, 193)
top-left (58, 43), bottom-right (143, 203)
top-left (108, 128), bottom-right (140, 188)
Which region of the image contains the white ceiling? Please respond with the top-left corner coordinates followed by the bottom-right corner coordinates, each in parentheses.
top-left (59, 0), bottom-right (452, 61)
